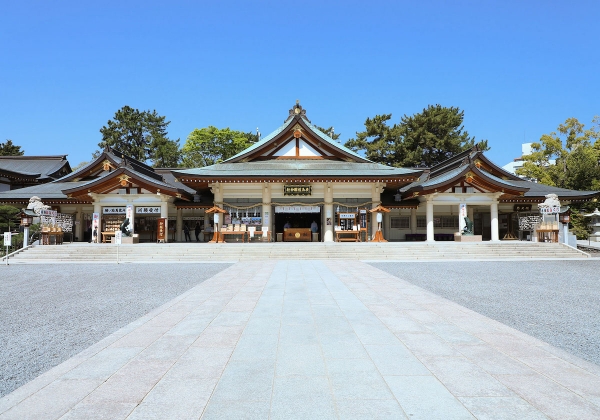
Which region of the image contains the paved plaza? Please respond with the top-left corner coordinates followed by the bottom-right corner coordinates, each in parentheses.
top-left (2, 260), bottom-right (600, 419)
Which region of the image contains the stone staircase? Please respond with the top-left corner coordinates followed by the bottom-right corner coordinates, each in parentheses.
top-left (4, 241), bottom-right (590, 263)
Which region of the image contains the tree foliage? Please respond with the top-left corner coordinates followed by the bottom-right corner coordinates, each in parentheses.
top-left (0, 140), bottom-right (24, 156)
top-left (345, 105), bottom-right (488, 167)
top-left (516, 117), bottom-right (600, 191)
top-left (98, 106), bottom-right (181, 167)
top-left (0, 205), bottom-right (19, 233)
top-left (314, 125), bottom-right (340, 141)
top-left (181, 127), bottom-right (256, 168)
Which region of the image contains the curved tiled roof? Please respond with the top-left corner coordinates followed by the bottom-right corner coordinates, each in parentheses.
top-left (175, 160), bottom-right (420, 178)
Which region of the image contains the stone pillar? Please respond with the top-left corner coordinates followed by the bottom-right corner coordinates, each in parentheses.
top-left (426, 198), bottom-right (434, 241)
top-left (160, 201), bottom-right (169, 243)
top-left (261, 183), bottom-right (271, 237)
top-left (491, 200), bottom-right (499, 241)
top-left (410, 208), bottom-right (417, 234)
top-left (213, 183), bottom-right (224, 228)
top-left (371, 183), bottom-right (381, 240)
top-left (324, 182), bottom-right (334, 242)
top-left (176, 208), bottom-right (183, 242)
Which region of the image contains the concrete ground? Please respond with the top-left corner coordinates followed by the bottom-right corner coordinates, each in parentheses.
top-left (2, 260), bottom-right (600, 419)
top-left (371, 260), bottom-right (600, 366)
top-left (0, 264), bottom-right (232, 398)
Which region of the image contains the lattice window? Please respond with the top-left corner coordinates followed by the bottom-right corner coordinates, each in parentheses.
top-left (391, 216), bottom-right (410, 229)
top-left (417, 216), bottom-right (426, 228)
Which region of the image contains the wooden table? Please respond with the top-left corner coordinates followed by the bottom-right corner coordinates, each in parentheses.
top-left (219, 231), bottom-right (249, 243)
top-left (335, 231), bottom-right (361, 242)
top-left (101, 231), bottom-right (115, 243)
top-left (284, 228), bottom-right (311, 242)
top-left (41, 231), bottom-right (63, 245)
top-left (537, 229), bottom-right (559, 243)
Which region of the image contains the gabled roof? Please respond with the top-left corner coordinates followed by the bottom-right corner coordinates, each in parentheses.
top-left (0, 155), bottom-right (71, 181)
top-left (61, 166), bottom-right (192, 201)
top-left (224, 102), bottom-right (369, 163)
top-left (57, 147), bottom-right (161, 183)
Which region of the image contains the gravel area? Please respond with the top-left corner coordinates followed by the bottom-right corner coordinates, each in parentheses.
top-left (0, 263), bottom-right (231, 397)
top-left (371, 260), bottom-right (600, 366)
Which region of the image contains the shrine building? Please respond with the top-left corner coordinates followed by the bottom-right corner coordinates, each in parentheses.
top-left (0, 101), bottom-right (597, 243)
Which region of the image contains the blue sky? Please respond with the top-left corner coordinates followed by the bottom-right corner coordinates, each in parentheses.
top-left (1, 0), bottom-right (598, 168)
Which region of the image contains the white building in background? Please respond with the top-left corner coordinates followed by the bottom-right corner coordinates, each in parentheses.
top-left (502, 143), bottom-right (533, 176)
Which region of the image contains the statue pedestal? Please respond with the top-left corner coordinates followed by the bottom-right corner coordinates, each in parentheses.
top-left (112, 236), bottom-right (139, 244)
top-left (454, 234), bottom-right (482, 242)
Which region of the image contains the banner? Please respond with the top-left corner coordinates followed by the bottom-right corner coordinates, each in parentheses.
top-left (275, 206), bottom-right (320, 213)
top-left (157, 218), bottom-right (166, 242)
top-left (92, 213), bottom-right (100, 243)
top-left (103, 207), bottom-right (126, 214)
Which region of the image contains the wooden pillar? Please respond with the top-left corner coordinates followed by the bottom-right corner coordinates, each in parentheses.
top-left (160, 201), bottom-right (169, 243)
top-left (176, 208), bottom-right (183, 242)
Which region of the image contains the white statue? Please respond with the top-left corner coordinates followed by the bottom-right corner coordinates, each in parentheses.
top-left (26, 196), bottom-right (50, 215)
top-left (539, 193), bottom-right (561, 210)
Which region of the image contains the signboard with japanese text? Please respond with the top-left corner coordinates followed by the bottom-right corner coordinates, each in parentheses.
top-left (103, 207), bottom-right (126, 214)
top-left (114, 230), bottom-right (122, 245)
top-left (3, 232), bottom-right (11, 245)
top-left (275, 206), bottom-right (320, 213)
top-left (514, 204), bottom-right (532, 212)
top-left (135, 206), bottom-right (160, 214)
top-left (157, 218), bottom-right (166, 241)
top-left (283, 185), bottom-right (311, 196)
top-left (539, 206), bottom-right (561, 215)
top-left (339, 213), bottom-right (356, 219)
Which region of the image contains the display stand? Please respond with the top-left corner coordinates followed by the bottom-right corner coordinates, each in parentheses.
top-left (205, 206), bottom-right (228, 243)
top-left (335, 211), bottom-right (359, 242)
top-left (369, 204), bottom-right (390, 242)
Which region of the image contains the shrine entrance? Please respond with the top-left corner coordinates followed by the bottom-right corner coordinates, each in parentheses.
top-left (274, 205), bottom-right (321, 242)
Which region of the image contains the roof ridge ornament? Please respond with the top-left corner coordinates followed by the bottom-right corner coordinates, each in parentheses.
top-left (286, 100), bottom-right (307, 122)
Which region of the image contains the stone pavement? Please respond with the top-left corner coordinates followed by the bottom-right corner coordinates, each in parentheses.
top-left (2, 261), bottom-right (600, 419)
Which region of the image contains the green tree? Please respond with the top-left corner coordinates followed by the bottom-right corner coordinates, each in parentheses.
top-left (181, 127), bottom-right (255, 168)
top-left (516, 117), bottom-right (600, 191)
top-left (345, 105), bottom-right (488, 167)
top-left (0, 205), bottom-right (19, 233)
top-left (0, 140), bottom-right (24, 156)
top-left (314, 125), bottom-right (340, 141)
top-left (98, 106), bottom-right (181, 167)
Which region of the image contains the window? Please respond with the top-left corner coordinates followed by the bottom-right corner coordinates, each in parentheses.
top-left (391, 216), bottom-right (410, 229)
top-left (441, 216), bottom-right (459, 228)
top-left (417, 216), bottom-right (426, 228)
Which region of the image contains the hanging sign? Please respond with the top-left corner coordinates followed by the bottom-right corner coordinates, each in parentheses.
top-left (157, 218), bottom-right (166, 241)
top-left (460, 204), bottom-right (467, 218)
top-left (40, 209), bottom-right (58, 217)
top-left (135, 206), bottom-right (160, 214)
top-left (103, 207), bottom-right (126, 214)
top-left (539, 206), bottom-right (561, 214)
top-left (283, 185), bottom-right (311, 196)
